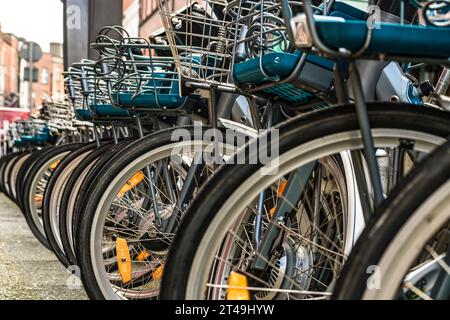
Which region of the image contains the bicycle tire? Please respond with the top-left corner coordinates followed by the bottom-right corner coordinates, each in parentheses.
top-left (22, 143), bottom-right (83, 251)
top-left (42, 142), bottom-right (99, 265)
top-left (159, 103), bottom-right (450, 300)
top-left (333, 139), bottom-right (450, 300)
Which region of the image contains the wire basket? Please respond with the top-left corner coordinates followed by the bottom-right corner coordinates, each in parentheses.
top-left (92, 34), bottom-right (186, 110)
top-left (65, 63), bottom-right (116, 120)
top-left (42, 100), bottom-right (76, 133)
top-left (158, 0), bottom-right (237, 90)
top-left (13, 119), bottom-right (52, 144)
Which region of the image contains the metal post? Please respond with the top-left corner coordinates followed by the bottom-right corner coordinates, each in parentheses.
top-left (28, 42), bottom-right (34, 110)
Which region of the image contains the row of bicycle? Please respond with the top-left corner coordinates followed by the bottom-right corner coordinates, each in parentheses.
top-left (1, 0), bottom-right (450, 300)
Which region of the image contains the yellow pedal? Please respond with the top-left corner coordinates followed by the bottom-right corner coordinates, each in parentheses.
top-left (137, 250), bottom-right (150, 262)
top-left (152, 264), bottom-right (164, 281)
top-left (118, 171), bottom-right (145, 197)
top-left (116, 238), bottom-right (132, 284)
top-left (227, 272), bottom-right (250, 300)
top-left (50, 160), bottom-right (60, 171)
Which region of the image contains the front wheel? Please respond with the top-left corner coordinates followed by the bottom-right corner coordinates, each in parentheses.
top-left (160, 103), bottom-right (450, 300)
top-left (77, 127), bottom-right (240, 300)
top-left (333, 139), bottom-right (450, 300)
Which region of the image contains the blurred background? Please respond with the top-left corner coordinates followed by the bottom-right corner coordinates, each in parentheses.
top-left (0, 0), bottom-right (370, 149)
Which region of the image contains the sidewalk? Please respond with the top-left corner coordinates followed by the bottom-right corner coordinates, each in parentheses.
top-left (0, 193), bottom-right (87, 300)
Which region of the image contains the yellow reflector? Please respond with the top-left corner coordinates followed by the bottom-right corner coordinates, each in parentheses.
top-left (35, 195), bottom-right (43, 203)
top-left (227, 272), bottom-right (250, 300)
top-left (116, 238), bottom-right (132, 284)
top-left (50, 160), bottom-right (61, 171)
top-left (118, 171), bottom-right (145, 197)
top-left (137, 250), bottom-right (150, 262)
top-left (152, 264), bottom-right (164, 281)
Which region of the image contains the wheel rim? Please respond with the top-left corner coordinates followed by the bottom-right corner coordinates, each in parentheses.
top-left (29, 152), bottom-right (71, 238)
top-left (48, 152), bottom-right (91, 252)
top-left (184, 129), bottom-right (445, 299)
top-left (362, 179), bottom-right (450, 300)
top-left (89, 140), bottom-right (237, 299)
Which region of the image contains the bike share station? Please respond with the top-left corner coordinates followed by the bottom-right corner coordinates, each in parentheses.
top-left (0, 0), bottom-right (449, 306)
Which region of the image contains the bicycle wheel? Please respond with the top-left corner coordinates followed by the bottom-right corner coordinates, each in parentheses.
top-left (42, 142), bottom-right (100, 265)
top-left (60, 138), bottom-right (136, 267)
top-left (22, 143), bottom-right (83, 250)
top-left (15, 147), bottom-right (54, 213)
top-left (7, 152), bottom-right (32, 203)
top-left (333, 139), bottom-right (450, 300)
top-left (160, 103), bottom-right (450, 300)
top-left (2, 152), bottom-right (22, 200)
top-left (0, 153), bottom-right (21, 195)
top-left (76, 127), bottom-right (239, 300)
top-left (0, 154), bottom-right (12, 193)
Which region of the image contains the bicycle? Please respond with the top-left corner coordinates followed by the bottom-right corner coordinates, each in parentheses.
top-left (160, 0), bottom-right (450, 300)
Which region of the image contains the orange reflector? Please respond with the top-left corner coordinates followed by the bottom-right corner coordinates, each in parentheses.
top-left (277, 181), bottom-right (288, 197)
top-left (35, 195), bottom-right (43, 203)
top-left (227, 272), bottom-right (250, 300)
top-left (137, 250), bottom-right (150, 262)
top-left (50, 160), bottom-right (61, 171)
top-left (268, 181), bottom-right (288, 218)
top-left (152, 264), bottom-right (164, 281)
top-left (118, 171), bottom-right (145, 197)
top-left (269, 207), bottom-right (276, 218)
top-left (116, 238), bottom-right (132, 284)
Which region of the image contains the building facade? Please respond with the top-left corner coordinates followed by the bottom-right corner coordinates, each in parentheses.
top-left (138, 0), bottom-right (190, 37)
top-left (139, 0), bottom-right (162, 37)
top-left (19, 43), bottom-right (65, 110)
top-left (32, 43), bottom-right (64, 108)
top-left (123, 0), bottom-right (140, 37)
top-left (0, 29), bottom-right (20, 107)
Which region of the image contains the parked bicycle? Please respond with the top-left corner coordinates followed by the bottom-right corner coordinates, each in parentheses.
top-left (1, 0), bottom-right (449, 301)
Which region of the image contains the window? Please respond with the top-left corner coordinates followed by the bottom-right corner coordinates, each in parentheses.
top-left (41, 68), bottom-right (49, 85)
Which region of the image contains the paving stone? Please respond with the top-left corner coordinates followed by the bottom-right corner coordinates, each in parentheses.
top-left (0, 193), bottom-right (87, 300)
